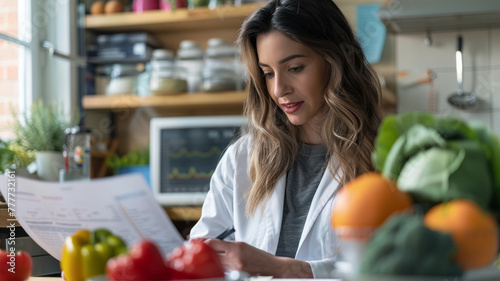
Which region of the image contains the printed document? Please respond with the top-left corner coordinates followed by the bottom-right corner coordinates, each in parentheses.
top-left (0, 173), bottom-right (184, 260)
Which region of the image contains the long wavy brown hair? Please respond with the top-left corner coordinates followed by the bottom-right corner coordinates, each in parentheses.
top-left (236, 0), bottom-right (382, 216)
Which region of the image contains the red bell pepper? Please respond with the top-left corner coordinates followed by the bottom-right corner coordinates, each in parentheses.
top-left (166, 239), bottom-right (225, 279)
top-left (0, 249), bottom-right (32, 281)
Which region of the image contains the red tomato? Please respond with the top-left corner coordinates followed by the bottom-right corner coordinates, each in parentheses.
top-left (106, 254), bottom-right (151, 280)
top-left (128, 240), bottom-right (168, 279)
top-left (106, 239), bottom-right (175, 281)
top-left (0, 249), bottom-right (32, 281)
top-left (166, 240), bottom-right (225, 279)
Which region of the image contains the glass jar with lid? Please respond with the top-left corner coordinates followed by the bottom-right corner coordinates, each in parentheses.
top-left (149, 49), bottom-right (188, 95)
top-left (106, 63), bottom-right (140, 96)
top-left (176, 40), bottom-right (204, 93)
top-left (202, 38), bottom-right (239, 92)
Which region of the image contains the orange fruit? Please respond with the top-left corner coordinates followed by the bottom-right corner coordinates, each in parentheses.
top-left (105, 0), bottom-right (123, 14)
top-left (90, 1), bottom-right (105, 14)
top-left (424, 199), bottom-right (499, 270)
top-left (331, 172), bottom-right (413, 239)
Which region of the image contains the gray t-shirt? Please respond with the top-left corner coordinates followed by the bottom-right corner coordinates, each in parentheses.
top-left (275, 143), bottom-right (328, 258)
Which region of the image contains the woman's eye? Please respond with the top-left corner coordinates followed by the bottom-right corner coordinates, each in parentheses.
top-left (263, 72), bottom-right (275, 79)
top-left (289, 66), bottom-right (303, 73)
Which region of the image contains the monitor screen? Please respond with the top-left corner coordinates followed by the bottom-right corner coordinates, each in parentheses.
top-left (150, 116), bottom-right (247, 206)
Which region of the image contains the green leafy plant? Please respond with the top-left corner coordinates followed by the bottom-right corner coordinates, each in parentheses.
top-left (0, 140), bottom-right (16, 174)
top-left (106, 148), bottom-right (149, 174)
top-left (372, 112), bottom-right (500, 213)
top-left (0, 140), bottom-right (36, 174)
top-left (0, 140), bottom-right (35, 202)
top-left (11, 101), bottom-right (75, 152)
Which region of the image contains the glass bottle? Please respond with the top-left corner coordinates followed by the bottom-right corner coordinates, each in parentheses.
top-left (60, 126), bottom-right (91, 182)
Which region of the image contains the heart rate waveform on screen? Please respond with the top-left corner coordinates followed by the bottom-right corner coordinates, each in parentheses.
top-left (168, 167), bottom-right (215, 180)
top-left (166, 145), bottom-right (224, 181)
top-left (169, 146), bottom-right (222, 159)
top-left (159, 125), bottom-right (243, 193)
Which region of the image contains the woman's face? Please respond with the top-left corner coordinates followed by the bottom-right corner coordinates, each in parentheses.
top-left (256, 31), bottom-right (329, 134)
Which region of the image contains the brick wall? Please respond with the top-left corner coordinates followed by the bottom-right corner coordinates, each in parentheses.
top-left (0, 0), bottom-right (19, 140)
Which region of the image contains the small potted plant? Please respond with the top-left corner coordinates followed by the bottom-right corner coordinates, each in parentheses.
top-left (106, 147), bottom-right (150, 187)
top-left (0, 140), bottom-right (37, 202)
top-left (0, 139), bottom-right (37, 173)
top-left (11, 101), bottom-right (76, 181)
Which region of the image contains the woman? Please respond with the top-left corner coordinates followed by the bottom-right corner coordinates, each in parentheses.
top-left (190, 0), bottom-right (382, 278)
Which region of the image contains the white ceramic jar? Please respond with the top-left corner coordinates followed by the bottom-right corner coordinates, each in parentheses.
top-left (106, 64), bottom-right (139, 96)
top-left (202, 38), bottom-right (239, 92)
top-left (176, 40), bottom-right (204, 93)
top-left (150, 49), bottom-right (188, 95)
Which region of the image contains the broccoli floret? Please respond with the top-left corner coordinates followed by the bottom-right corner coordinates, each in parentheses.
top-left (359, 213), bottom-right (463, 277)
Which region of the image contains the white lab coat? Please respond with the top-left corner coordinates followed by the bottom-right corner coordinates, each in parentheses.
top-left (190, 135), bottom-right (341, 278)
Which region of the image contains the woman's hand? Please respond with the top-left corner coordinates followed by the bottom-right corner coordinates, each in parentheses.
top-left (204, 239), bottom-right (313, 278)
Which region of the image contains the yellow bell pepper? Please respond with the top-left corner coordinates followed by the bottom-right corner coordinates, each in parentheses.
top-left (61, 228), bottom-right (127, 281)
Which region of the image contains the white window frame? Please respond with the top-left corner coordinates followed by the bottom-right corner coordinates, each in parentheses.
top-left (0, 0), bottom-right (36, 117)
top-left (1, 0), bottom-right (79, 123)
top-left (21, 0), bottom-right (40, 112)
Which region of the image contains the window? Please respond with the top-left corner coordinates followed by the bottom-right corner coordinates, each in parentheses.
top-left (0, 0), bottom-right (32, 140)
top-left (0, 0), bottom-right (79, 141)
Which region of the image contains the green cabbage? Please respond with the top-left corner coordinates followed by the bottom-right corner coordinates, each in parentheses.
top-left (372, 112), bottom-right (500, 212)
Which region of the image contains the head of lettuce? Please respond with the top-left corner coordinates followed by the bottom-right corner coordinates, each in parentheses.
top-left (372, 112), bottom-right (500, 216)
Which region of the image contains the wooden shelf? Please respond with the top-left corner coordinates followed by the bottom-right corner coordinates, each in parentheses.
top-left (84, 3), bottom-right (264, 33)
top-left (83, 91), bottom-right (247, 110)
top-left (164, 206), bottom-right (202, 221)
top-left (0, 202), bottom-right (20, 228)
top-left (91, 150), bottom-right (111, 158)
